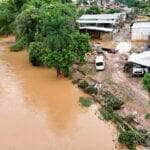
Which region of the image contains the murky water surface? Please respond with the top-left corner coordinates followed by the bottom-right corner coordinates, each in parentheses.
top-left (0, 37), bottom-right (115, 150)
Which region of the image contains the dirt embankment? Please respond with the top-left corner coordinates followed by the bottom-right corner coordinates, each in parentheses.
top-left (72, 39), bottom-right (150, 131)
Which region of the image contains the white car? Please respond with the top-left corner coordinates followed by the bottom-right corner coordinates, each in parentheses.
top-left (132, 64), bottom-right (148, 76)
top-left (95, 55), bottom-right (105, 71)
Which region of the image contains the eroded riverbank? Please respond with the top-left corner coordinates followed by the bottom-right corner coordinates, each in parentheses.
top-left (0, 36), bottom-right (116, 150)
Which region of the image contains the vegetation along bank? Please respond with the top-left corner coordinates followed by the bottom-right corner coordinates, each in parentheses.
top-left (0, 0), bottom-right (150, 150)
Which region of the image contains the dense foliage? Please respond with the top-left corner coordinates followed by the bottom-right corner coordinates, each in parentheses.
top-left (12, 1), bottom-right (91, 76)
top-left (143, 73), bottom-right (150, 92)
top-left (85, 6), bottom-right (120, 14)
top-left (115, 0), bottom-right (150, 15)
top-left (115, 0), bottom-right (140, 8)
top-left (85, 6), bottom-right (104, 14)
top-left (0, 0), bottom-right (27, 34)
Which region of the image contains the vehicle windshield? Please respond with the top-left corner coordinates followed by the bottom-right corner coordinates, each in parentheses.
top-left (96, 62), bottom-right (103, 66)
top-left (133, 64), bottom-right (141, 68)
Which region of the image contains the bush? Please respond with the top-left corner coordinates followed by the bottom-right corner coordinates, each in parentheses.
top-left (118, 130), bottom-right (146, 150)
top-left (14, 5), bottom-right (39, 44)
top-left (78, 8), bottom-right (85, 17)
top-left (145, 113), bottom-right (150, 119)
top-left (105, 95), bottom-right (124, 110)
top-left (0, 0), bottom-right (27, 35)
top-left (143, 73), bottom-right (150, 92)
top-left (79, 97), bottom-right (93, 107)
top-left (78, 80), bottom-right (89, 89)
top-left (29, 42), bottom-right (46, 66)
top-left (100, 107), bottom-right (114, 121)
top-left (85, 6), bottom-right (120, 15)
top-left (85, 85), bottom-right (98, 95)
top-left (11, 36), bottom-right (28, 51)
top-left (85, 6), bottom-right (104, 14)
top-left (0, 1), bottom-right (16, 34)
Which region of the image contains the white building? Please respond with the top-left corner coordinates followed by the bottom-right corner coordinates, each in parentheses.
top-left (77, 13), bottom-right (126, 33)
top-left (131, 22), bottom-right (150, 41)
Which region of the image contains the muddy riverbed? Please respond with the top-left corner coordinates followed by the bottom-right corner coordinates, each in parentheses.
top-left (0, 36), bottom-right (116, 150)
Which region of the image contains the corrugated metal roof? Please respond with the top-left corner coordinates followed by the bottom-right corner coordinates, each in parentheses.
top-left (79, 13), bottom-right (121, 20)
top-left (77, 19), bottom-right (117, 24)
top-left (79, 26), bottom-right (114, 32)
top-left (128, 51), bottom-right (150, 67)
top-left (132, 22), bottom-right (150, 29)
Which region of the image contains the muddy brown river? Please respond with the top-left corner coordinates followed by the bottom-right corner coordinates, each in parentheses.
top-left (0, 36), bottom-right (115, 150)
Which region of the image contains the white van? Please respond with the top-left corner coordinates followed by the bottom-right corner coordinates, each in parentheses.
top-left (95, 55), bottom-right (105, 71)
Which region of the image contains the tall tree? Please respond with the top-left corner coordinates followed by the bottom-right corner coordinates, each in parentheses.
top-left (14, 1), bottom-right (91, 76)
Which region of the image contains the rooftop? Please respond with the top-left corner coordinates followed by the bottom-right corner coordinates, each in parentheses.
top-left (77, 19), bottom-right (117, 25)
top-left (79, 13), bottom-right (123, 21)
top-left (79, 26), bottom-right (114, 32)
top-left (132, 22), bottom-right (150, 29)
top-left (128, 51), bottom-right (150, 67)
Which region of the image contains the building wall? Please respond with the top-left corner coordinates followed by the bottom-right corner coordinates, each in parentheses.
top-left (132, 28), bottom-right (150, 41)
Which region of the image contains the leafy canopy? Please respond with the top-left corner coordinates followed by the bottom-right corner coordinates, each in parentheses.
top-left (0, 0), bottom-right (27, 34)
top-left (14, 1), bottom-right (91, 75)
top-left (85, 6), bottom-right (120, 14)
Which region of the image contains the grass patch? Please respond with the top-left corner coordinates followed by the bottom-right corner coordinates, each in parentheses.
top-left (145, 113), bottom-right (150, 119)
top-left (79, 97), bottom-right (93, 107)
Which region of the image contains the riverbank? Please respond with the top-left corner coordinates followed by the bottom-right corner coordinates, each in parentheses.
top-left (71, 37), bottom-right (150, 149)
top-left (0, 36), bottom-right (116, 150)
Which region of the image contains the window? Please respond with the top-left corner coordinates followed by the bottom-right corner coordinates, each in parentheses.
top-left (96, 62), bottom-right (103, 66)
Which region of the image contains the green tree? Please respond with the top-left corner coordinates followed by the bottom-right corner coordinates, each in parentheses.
top-left (35, 3), bottom-right (91, 76)
top-left (14, 5), bottom-right (39, 43)
top-left (14, 2), bottom-right (91, 76)
top-left (85, 6), bottom-right (120, 15)
top-left (143, 73), bottom-right (150, 92)
top-left (85, 6), bottom-right (104, 14)
top-left (0, 0), bottom-right (27, 34)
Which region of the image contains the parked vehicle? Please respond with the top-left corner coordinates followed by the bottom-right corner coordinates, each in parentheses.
top-left (102, 47), bottom-right (118, 54)
top-left (95, 55), bottom-right (105, 71)
top-left (132, 64), bottom-right (149, 76)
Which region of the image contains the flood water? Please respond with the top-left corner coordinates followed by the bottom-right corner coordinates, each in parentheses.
top-left (0, 36), bottom-right (115, 150)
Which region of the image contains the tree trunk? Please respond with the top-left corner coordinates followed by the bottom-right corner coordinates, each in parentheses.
top-left (56, 66), bottom-right (61, 77)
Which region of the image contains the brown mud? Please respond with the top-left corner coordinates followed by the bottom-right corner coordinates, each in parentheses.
top-left (0, 36), bottom-right (116, 150)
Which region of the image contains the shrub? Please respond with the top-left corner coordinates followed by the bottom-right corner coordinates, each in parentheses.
top-left (0, 1), bottom-right (16, 34)
top-left (79, 97), bottom-right (93, 107)
top-left (29, 42), bottom-right (46, 66)
top-left (85, 6), bottom-right (104, 14)
top-left (145, 113), bottom-right (150, 119)
top-left (143, 73), bottom-right (150, 92)
top-left (78, 8), bottom-right (85, 17)
top-left (0, 0), bottom-right (27, 35)
top-left (78, 80), bottom-right (89, 89)
top-left (11, 36), bottom-right (28, 51)
top-left (118, 130), bottom-right (146, 150)
top-left (14, 6), bottom-right (39, 44)
top-left (85, 85), bottom-right (98, 95)
top-left (103, 94), bottom-right (123, 110)
top-left (105, 95), bottom-right (124, 110)
top-left (100, 107), bottom-right (114, 121)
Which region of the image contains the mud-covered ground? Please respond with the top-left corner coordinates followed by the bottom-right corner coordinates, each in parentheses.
top-left (73, 25), bottom-right (150, 131)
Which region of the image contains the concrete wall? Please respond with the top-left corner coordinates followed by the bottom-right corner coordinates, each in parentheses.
top-left (132, 28), bottom-right (150, 41)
